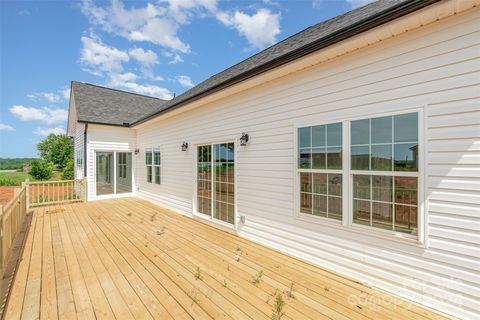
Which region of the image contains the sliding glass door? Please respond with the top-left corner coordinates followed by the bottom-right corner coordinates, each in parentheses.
top-left (96, 151), bottom-right (132, 196)
top-left (96, 152), bottom-right (114, 195)
top-left (197, 143), bottom-right (235, 225)
top-left (116, 152), bottom-right (132, 193)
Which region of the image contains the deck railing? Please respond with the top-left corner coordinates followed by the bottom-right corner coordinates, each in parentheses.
top-left (28, 179), bottom-right (86, 207)
top-left (0, 182), bottom-right (28, 277)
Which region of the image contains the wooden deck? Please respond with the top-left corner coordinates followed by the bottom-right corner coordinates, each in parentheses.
top-left (3, 198), bottom-right (449, 320)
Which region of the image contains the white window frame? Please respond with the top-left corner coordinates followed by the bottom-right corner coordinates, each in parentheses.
top-left (297, 120), bottom-right (345, 222)
top-left (294, 107), bottom-right (425, 245)
top-left (146, 147), bottom-right (161, 184)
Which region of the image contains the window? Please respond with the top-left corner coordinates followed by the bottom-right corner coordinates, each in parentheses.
top-left (351, 113), bottom-right (418, 235)
top-left (297, 111), bottom-right (420, 238)
top-left (298, 122), bottom-right (343, 220)
top-left (146, 148), bottom-right (161, 184)
top-left (118, 152), bottom-right (127, 178)
top-left (76, 150), bottom-right (83, 171)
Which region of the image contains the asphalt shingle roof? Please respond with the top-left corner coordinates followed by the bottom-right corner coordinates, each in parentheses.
top-left (72, 81), bottom-right (168, 126)
top-left (71, 0), bottom-right (435, 126)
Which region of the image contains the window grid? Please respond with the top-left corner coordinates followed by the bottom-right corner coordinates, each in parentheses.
top-left (297, 111), bottom-right (420, 239)
top-left (298, 122), bottom-right (343, 221)
top-left (197, 143), bottom-right (235, 225)
top-left (146, 148), bottom-right (161, 184)
top-left (197, 145), bottom-right (212, 216)
top-left (351, 113), bottom-right (419, 236)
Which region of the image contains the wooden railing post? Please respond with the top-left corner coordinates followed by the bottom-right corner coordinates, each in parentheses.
top-left (84, 179), bottom-right (88, 202)
top-left (25, 179), bottom-right (30, 209)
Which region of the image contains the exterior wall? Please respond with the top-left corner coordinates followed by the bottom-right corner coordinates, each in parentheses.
top-left (134, 8), bottom-right (480, 319)
top-left (73, 122), bottom-right (84, 180)
top-left (85, 124), bottom-right (136, 201)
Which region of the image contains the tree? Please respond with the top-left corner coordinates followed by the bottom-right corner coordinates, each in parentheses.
top-left (30, 160), bottom-right (53, 180)
top-left (61, 159), bottom-right (74, 180)
top-left (37, 134), bottom-right (73, 168)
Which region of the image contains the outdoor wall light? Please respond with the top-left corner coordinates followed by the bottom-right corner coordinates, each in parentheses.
top-left (240, 132), bottom-right (249, 146)
top-left (181, 141), bottom-right (189, 151)
top-left (134, 148), bottom-right (140, 155)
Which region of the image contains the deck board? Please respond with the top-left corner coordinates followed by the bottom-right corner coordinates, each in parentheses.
top-left (4, 198), bottom-right (450, 320)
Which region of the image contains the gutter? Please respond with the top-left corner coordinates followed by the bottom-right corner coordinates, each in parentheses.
top-left (132, 0), bottom-right (440, 127)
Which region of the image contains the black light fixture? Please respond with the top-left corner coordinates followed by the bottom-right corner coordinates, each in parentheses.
top-left (134, 148), bottom-right (140, 155)
top-left (181, 141), bottom-right (189, 151)
top-left (240, 132), bottom-right (249, 146)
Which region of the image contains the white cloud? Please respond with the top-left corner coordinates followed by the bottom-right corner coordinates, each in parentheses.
top-left (346, 0), bottom-right (375, 9)
top-left (61, 88), bottom-right (71, 100)
top-left (27, 92), bottom-right (61, 103)
top-left (176, 75), bottom-right (194, 88)
top-left (217, 9), bottom-right (280, 49)
top-left (0, 123), bottom-right (14, 131)
top-left (129, 47), bottom-right (159, 67)
top-left (10, 105), bottom-right (68, 125)
top-left (34, 127), bottom-right (66, 136)
top-left (80, 35), bottom-right (130, 76)
top-left (81, 0), bottom-right (192, 53)
top-left (18, 9), bottom-right (31, 16)
top-left (109, 73), bottom-right (172, 99)
top-left (168, 53), bottom-right (184, 64)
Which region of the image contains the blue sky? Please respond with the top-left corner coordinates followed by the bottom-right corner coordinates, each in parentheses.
top-left (0, 0), bottom-right (370, 158)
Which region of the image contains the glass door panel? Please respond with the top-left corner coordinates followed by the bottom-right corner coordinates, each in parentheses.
top-left (116, 152), bottom-right (132, 194)
top-left (197, 143), bottom-right (235, 225)
top-left (213, 143), bottom-right (235, 224)
top-left (96, 152), bottom-right (114, 195)
top-left (197, 145), bottom-right (212, 216)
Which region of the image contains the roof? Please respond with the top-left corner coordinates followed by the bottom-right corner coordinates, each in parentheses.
top-left (71, 81), bottom-right (168, 126)
top-left (70, 0), bottom-right (439, 127)
top-left (133, 0), bottom-right (439, 126)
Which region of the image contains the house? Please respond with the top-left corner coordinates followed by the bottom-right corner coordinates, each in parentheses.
top-left (66, 0), bottom-right (480, 319)
top-left (22, 163), bottom-right (31, 172)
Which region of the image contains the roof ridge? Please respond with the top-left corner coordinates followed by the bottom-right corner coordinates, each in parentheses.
top-left (71, 81), bottom-right (169, 101)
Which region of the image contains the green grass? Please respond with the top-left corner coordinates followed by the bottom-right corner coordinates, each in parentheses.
top-left (0, 171), bottom-right (62, 186)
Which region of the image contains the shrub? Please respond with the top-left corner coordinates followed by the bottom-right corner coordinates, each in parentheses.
top-left (30, 160), bottom-right (53, 180)
top-left (61, 159), bottom-right (74, 180)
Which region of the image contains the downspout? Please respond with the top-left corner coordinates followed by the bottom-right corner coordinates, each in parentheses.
top-left (83, 123), bottom-right (88, 177)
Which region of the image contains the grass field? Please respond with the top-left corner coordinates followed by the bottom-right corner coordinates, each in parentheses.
top-left (0, 171), bottom-right (62, 186)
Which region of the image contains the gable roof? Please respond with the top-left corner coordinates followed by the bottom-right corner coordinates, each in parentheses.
top-left (71, 81), bottom-right (167, 126)
top-left (70, 0), bottom-right (439, 128)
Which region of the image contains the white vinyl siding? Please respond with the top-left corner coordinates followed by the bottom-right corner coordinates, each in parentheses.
top-left (85, 124), bottom-right (137, 201)
top-left (73, 123), bottom-right (84, 180)
top-left (133, 8), bottom-right (480, 319)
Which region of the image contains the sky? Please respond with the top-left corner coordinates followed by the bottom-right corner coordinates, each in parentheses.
top-left (0, 0), bottom-right (372, 158)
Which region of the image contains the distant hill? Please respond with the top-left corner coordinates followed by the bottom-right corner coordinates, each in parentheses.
top-left (0, 158), bottom-right (37, 170)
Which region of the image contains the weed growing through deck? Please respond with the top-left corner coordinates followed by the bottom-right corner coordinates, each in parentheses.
top-left (234, 247), bottom-right (243, 262)
top-left (194, 267), bottom-right (203, 280)
top-left (251, 270), bottom-right (264, 286)
top-left (127, 212), bottom-right (132, 217)
top-left (286, 282), bottom-right (296, 300)
top-left (223, 279), bottom-right (227, 288)
top-left (271, 293), bottom-right (285, 320)
top-left (150, 213), bottom-right (157, 222)
top-left (157, 226), bottom-right (166, 235)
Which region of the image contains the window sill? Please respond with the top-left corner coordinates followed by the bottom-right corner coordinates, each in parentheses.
top-left (296, 212), bottom-right (425, 249)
